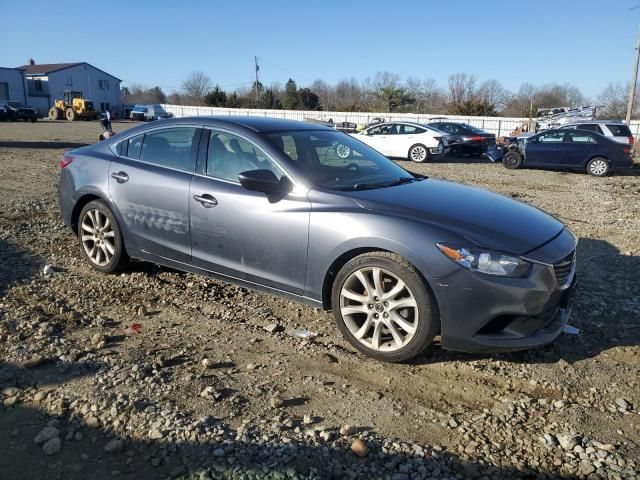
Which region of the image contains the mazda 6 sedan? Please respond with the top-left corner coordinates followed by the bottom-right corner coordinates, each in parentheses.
top-left (58, 116), bottom-right (578, 362)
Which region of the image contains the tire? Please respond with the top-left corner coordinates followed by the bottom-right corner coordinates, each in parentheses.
top-left (408, 144), bottom-right (429, 163)
top-left (65, 108), bottom-right (77, 121)
top-left (587, 157), bottom-right (609, 177)
top-left (49, 107), bottom-right (61, 120)
top-left (331, 251), bottom-right (438, 362)
top-left (77, 200), bottom-right (128, 273)
top-left (502, 151), bottom-right (523, 169)
top-left (31, 117), bottom-right (37, 123)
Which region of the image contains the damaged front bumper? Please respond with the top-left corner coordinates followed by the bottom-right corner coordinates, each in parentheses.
top-left (432, 231), bottom-right (578, 353)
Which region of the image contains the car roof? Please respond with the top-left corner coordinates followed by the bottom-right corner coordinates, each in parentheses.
top-left (538, 128), bottom-right (610, 139)
top-left (158, 116), bottom-right (334, 133)
top-left (566, 119), bottom-right (624, 125)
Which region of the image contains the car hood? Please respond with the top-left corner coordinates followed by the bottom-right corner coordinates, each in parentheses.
top-left (346, 178), bottom-right (564, 255)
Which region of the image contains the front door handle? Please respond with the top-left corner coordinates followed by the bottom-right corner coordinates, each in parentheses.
top-left (111, 171), bottom-right (129, 183)
top-left (193, 194), bottom-right (218, 208)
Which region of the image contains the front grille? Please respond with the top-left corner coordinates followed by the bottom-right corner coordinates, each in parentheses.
top-left (553, 251), bottom-right (576, 288)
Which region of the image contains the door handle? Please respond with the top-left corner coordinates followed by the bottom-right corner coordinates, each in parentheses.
top-left (193, 194), bottom-right (218, 208)
top-left (111, 171), bottom-right (129, 183)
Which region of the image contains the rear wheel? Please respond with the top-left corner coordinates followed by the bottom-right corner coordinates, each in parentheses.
top-left (408, 144), bottom-right (429, 163)
top-left (587, 157), bottom-right (609, 177)
top-left (65, 108), bottom-right (77, 121)
top-left (331, 252), bottom-right (437, 362)
top-left (502, 151), bottom-right (523, 169)
top-left (78, 200), bottom-right (128, 273)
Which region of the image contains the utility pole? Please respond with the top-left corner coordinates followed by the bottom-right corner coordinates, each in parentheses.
top-left (254, 56), bottom-right (260, 104)
top-left (626, 28), bottom-right (640, 124)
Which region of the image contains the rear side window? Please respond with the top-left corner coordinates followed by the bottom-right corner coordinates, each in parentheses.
top-left (606, 124), bottom-right (632, 137)
top-left (395, 124), bottom-right (425, 134)
top-left (577, 124), bottom-right (604, 134)
top-left (138, 127), bottom-right (198, 172)
top-left (565, 131), bottom-right (596, 144)
top-left (126, 134), bottom-right (143, 158)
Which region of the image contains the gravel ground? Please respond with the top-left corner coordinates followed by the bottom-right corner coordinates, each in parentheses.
top-left (0, 120), bottom-right (639, 480)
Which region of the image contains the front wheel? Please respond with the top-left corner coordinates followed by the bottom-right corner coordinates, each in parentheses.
top-left (331, 252), bottom-right (438, 362)
top-left (78, 200), bottom-right (128, 273)
top-left (587, 157), bottom-right (609, 177)
top-left (408, 144), bottom-right (429, 163)
top-left (502, 151), bottom-right (523, 169)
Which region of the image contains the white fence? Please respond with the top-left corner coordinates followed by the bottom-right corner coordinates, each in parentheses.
top-left (161, 104), bottom-right (640, 139)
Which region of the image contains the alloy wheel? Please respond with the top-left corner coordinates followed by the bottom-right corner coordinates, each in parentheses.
top-left (589, 159), bottom-right (607, 176)
top-left (339, 267), bottom-right (419, 352)
top-left (81, 209), bottom-right (116, 266)
top-left (410, 146), bottom-right (427, 162)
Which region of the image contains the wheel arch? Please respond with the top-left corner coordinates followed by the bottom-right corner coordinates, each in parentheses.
top-left (71, 193), bottom-right (102, 234)
top-left (320, 246), bottom-right (441, 332)
top-left (71, 192), bottom-right (136, 259)
top-left (321, 247), bottom-right (389, 310)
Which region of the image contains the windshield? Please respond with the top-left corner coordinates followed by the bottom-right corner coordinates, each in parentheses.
top-left (133, 106), bottom-right (146, 112)
top-left (266, 130), bottom-right (418, 191)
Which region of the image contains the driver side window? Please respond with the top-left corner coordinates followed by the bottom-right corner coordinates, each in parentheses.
top-left (206, 130), bottom-right (282, 182)
top-left (538, 132), bottom-right (565, 143)
top-left (367, 124), bottom-right (391, 135)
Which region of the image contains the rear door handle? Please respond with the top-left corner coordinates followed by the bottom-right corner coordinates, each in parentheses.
top-left (193, 194), bottom-right (218, 208)
top-left (111, 171), bottom-right (129, 183)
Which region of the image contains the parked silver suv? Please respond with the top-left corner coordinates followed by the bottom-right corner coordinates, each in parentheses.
top-left (560, 121), bottom-right (634, 145)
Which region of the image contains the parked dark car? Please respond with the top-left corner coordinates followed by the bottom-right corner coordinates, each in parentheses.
top-left (3, 101), bottom-right (38, 122)
top-left (427, 121), bottom-right (495, 156)
top-left (0, 104), bottom-right (7, 121)
top-left (501, 128), bottom-right (633, 176)
top-left (58, 117), bottom-right (577, 362)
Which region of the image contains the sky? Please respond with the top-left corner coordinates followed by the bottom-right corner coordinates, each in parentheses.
top-left (1, 0), bottom-right (639, 99)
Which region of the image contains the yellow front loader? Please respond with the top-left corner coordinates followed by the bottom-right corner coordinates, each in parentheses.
top-left (49, 90), bottom-right (99, 121)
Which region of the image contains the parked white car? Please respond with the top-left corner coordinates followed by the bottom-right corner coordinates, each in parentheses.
top-left (559, 120), bottom-right (634, 145)
top-left (351, 122), bottom-right (449, 162)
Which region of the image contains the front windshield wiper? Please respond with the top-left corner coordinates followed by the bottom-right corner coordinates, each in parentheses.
top-left (334, 176), bottom-right (422, 191)
top-left (385, 176), bottom-right (421, 187)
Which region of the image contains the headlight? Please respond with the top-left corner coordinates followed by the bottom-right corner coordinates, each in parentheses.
top-left (436, 243), bottom-right (530, 277)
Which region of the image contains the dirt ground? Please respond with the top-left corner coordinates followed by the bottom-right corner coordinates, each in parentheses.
top-left (0, 120), bottom-right (639, 480)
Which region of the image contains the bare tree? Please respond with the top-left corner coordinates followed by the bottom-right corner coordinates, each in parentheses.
top-left (182, 71), bottom-right (212, 105)
top-left (596, 83), bottom-right (630, 119)
top-left (477, 79), bottom-right (507, 112)
top-left (447, 73), bottom-right (477, 106)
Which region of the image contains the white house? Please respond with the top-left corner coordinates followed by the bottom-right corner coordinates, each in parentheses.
top-left (0, 67), bottom-right (28, 104)
top-left (16, 60), bottom-right (122, 116)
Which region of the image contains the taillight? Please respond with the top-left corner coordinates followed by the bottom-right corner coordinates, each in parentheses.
top-left (469, 136), bottom-right (482, 142)
top-left (628, 135), bottom-right (634, 145)
top-left (623, 147), bottom-right (631, 154)
top-left (59, 154), bottom-right (74, 169)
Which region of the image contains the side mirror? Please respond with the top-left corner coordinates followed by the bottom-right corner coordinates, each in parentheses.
top-left (238, 169), bottom-right (292, 195)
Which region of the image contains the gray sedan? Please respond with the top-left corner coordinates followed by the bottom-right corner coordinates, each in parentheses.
top-left (58, 116), bottom-right (577, 362)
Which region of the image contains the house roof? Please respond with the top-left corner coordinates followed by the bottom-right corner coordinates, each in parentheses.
top-left (16, 62), bottom-right (121, 81)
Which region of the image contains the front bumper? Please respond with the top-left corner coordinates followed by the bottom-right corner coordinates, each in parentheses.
top-left (432, 229), bottom-right (578, 353)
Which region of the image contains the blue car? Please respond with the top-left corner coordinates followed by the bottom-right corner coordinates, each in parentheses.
top-left (501, 128), bottom-right (634, 176)
top-left (58, 116), bottom-right (578, 362)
